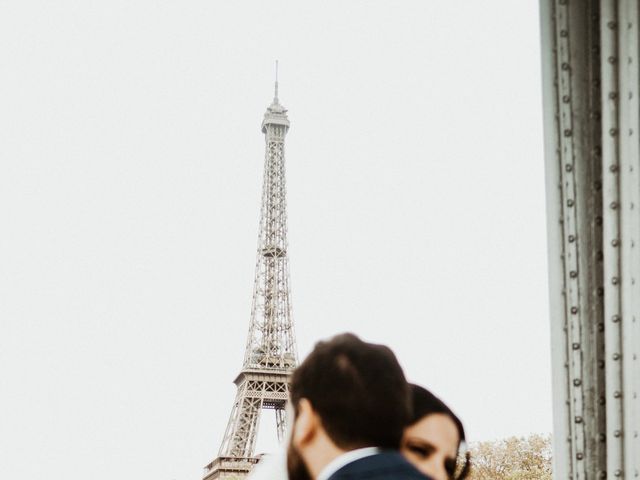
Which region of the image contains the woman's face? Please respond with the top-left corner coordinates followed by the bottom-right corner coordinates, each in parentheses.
top-left (401, 413), bottom-right (460, 480)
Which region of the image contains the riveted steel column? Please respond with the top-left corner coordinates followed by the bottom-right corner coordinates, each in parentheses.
top-left (541, 1), bottom-right (606, 478)
top-left (541, 2), bottom-right (640, 478)
top-left (541, 0), bottom-right (572, 476)
top-left (553, 5), bottom-right (586, 475)
top-left (618, 2), bottom-right (640, 478)
top-left (601, 2), bottom-right (625, 479)
top-left (582, 6), bottom-right (607, 476)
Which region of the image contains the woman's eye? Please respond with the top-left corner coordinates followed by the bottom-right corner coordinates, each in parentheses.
top-left (408, 445), bottom-right (426, 457)
top-left (407, 444), bottom-right (434, 458)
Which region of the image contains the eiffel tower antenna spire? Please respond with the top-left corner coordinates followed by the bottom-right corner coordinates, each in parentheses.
top-left (274, 60), bottom-right (279, 103)
top-left (203, 70), bottom-right (297, 480)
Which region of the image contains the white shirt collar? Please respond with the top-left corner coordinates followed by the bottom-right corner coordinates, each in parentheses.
top-left (316, 447), bottom-right (381, 480)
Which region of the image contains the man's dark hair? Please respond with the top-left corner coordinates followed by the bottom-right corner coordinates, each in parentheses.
top-left (290, 333), bottom-right (411, 450)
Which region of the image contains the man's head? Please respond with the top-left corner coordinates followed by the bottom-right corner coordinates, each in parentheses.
top-left (287, 333), bottom-right (411, 479)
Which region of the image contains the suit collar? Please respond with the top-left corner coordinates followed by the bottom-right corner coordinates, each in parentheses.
top-left (316, 447), bottom-right (381, 480)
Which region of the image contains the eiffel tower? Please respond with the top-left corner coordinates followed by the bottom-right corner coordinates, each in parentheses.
top-left (203, 66), bottom-right (298, 480)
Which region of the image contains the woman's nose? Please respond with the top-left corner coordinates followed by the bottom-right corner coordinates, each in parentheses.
top-left (433, 460), bottom-right (448, 480)
top-left (424, 457), bottom-right (448, 480)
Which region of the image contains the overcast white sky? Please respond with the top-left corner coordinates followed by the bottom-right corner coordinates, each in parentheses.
top-left (0, 2), bottom-right (549, 479)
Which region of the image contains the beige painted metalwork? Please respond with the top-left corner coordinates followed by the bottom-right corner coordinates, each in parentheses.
top-left (540, 1), bottom-right (640, 478)
top-left (203, 69), bottom-right (298, 480)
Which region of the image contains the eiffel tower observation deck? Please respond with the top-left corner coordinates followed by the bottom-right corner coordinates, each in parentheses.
top-left (203, 65), bottom-right (298, 480)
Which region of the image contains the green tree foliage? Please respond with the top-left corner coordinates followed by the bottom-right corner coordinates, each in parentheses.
top-left (467, 434), bottom-right (552, 480)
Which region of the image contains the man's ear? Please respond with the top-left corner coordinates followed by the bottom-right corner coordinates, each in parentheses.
top-left (292, 398), bottom-right (318, 448)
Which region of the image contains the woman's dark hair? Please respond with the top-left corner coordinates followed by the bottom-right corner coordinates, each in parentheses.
top-left (409, 384), bottom-right (471, 480)
top-left (410, 384), bottom-right (465, 441)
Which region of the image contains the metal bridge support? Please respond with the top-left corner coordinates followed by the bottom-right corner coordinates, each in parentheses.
top-left (540, 1), bottom-right (640, 478)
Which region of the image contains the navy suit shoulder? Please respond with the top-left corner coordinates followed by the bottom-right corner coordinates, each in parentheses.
top-left (328, 451), bottom-right (431, 480)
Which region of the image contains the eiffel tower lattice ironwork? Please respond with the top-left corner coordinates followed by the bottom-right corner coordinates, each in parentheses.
top-left (203, 68), bottom-right (298, 480)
